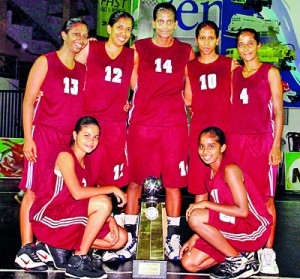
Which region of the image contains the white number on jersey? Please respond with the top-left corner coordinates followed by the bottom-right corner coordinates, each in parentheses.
top-left (113, 163), bottom-right (124, 180)
top-left (82, 178), bottom-right (87, 187)
top-left (199, 74), bottom-right (217, 90)
top-left (179, 161), bottom-right (187, 177)
top-left (155, 58), bottom-right (172, 74)
top-left (105, 66), bottom-right (122, 83)
top-left (240, 88), bottom-right (249, 104)
top-left (63, 77), bottom-right (79, 95)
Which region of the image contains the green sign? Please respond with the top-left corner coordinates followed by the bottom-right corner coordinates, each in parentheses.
top-left (285, 152), bottom-right (300, 191)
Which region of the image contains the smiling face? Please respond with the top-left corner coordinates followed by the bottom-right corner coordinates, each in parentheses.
top-left (198, 132), bottom-right (226, 167)
top-left (196, 26), bottom-right (220, 56)
top-left (62, 23), bottom-right (89, 54)
top-left (152, 9), bottom-right (177, 39)
top-left (107, 17), bottom-right (133, 47)
top-left (237, 31), bottom-right (261, 63)
top-left (73, 124), bottom-right (100, 154)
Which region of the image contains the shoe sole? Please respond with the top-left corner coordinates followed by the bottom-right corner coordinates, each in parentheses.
top-left (14, 261), bottom-right (48, 271)
top-left (65, 271), bottom-right (108, 278)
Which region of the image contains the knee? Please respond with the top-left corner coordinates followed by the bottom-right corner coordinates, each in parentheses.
top-left (188, 209), bottom-right (205, 231)
top-left (128, 181), bottom-right (141, 192)
top-left (91, 195), bottom-right (112, 214)
top-left (181, 254), bottom-right (200, 273)
top-left (116, 227), bottom-right (128, 249)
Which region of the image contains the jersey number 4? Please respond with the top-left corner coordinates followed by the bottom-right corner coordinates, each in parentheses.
top-left (240, 88), bottom-right (249, 104)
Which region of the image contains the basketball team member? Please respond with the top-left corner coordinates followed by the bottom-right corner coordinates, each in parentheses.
top-left (180, 127), bottom-right (272, 279)
top-left (14, 18), bottom-right (89, 271)
top-left (185, 20), bottom-right (237, 202)
top-left (117, 2), bottom-right (195, 261)
top-left (227, 28), bottom-right (283, 275)
top-left (30, 116), bottom-right (127, 278)
top-left (76, 11), bottom-right (137, 191)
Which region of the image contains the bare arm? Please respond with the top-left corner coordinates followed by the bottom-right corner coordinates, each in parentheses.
top-left (130, 47), bottom-right (139, 90)
top-left (268, 66), bottom-right (283, 166)
top-left (56, 152), bottom-right (127, 206)
top-left (187, 164), bottom-right (249, 219)
top-left (22, 56), bottom-right (48, 162)
top-left (75, 41), bottom-right (90, 64)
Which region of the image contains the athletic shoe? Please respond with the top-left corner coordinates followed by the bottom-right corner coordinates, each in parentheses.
top-left (210, 255), bottom-right (254, 279)
top-left (241, 250), bottom-right (261, 275)
top-left (15, 243), bottom-right (48, 271)
top-left (91, 249), bottom-right (102, 261)
top-left (102, 251), bottom-right (119, 263)
top-left (45, 244), bottom-right (72, 270)
top-left (165, 234), bottom-right (181, 261)
top-left (92, 249), bottom-right (119, 263)
top-left (260, 248), bottom-right (279, 275)
top-left (116, 234), bottom-right (137, 261)
top-left (36, 242), bottom-right (54, 266)
top-left (66, 254), bottom-right (107, 279)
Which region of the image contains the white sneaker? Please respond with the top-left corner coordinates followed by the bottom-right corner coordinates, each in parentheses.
top-left (116, 234), bottom-right (137, 261)
top-left (36, 242), bottom-right (54, 266)
top-left (165, 234), bottom-right (181, 261)
top-left (102, 251), bottom-right (119, 263)
top-left (260, 248), bottom-right (279, 275)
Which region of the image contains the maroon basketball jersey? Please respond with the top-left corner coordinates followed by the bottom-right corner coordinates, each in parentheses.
top-left (206, 160), bottom-right (272, 234)
top-left (230, 63), bottom-right (274, 134)
top-left (188, 55), bottom-right (232, 131)
top-left (129, 38), bottom-right (192, 126)
top-left (84, 41), bottom-right (134, 121)
top-left (34, 52), bottom-right (86, 135)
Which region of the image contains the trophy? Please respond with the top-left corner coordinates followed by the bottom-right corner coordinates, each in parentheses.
top-left (132, 176), bottom-right (167, 278)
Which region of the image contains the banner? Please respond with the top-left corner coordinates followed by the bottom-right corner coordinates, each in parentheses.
top-left (0, 138), bottom-right (24, 178)
top-left (97, 0), bottom-right (132, 37)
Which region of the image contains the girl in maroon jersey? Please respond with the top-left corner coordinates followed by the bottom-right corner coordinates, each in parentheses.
top-left (227, 28), bottom-right (283, 275)
top-left (15, 18), bottom-right (89, 271)
top-left (180, 127), bottom-right (271, 279)
top-left (30, 116), bottom-right (127, 278)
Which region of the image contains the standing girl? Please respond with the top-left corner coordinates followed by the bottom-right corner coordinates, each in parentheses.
top-left (15, 18), bottom-right (89, 271)
top-left (185, 20), bottom-right (237, 202)
top-left (228, 28), bottom-right (283, 275)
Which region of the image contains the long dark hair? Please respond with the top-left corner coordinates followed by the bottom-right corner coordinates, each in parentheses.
top-left (61, 17), bottom-right (88, 34)
top-left (108, 11), bottom-right (134, 27)
top-left (199, 126), bottom-right (226, 146)
top-left (70, 116), bottom-right (100, 146)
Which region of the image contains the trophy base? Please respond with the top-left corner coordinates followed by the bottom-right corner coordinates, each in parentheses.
top-left (132, 259), bottom-right (167, 278)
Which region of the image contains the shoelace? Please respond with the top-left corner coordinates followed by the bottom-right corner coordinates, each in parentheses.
top-left (28, 247), bottom-right (42, 262)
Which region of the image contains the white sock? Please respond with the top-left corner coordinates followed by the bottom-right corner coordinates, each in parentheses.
top-left (167, 216), bottom-right (180, 227)
top-left (124, 214), bottom-right (139, 225)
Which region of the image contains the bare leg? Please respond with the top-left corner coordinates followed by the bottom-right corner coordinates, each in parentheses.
top-left (125, 181), bottom-right (142, 215)
top-left (20, 189), bottom-right (35, 245)
top-left (181, 247), bottom-right (217, 272)
top-left (189, 208), bottom-right (239, 258)
top-left (165, 187), bottom-right (181, 217)
top-left (265, 197), bottom-right (276, 248)
top-left (75, 195), bottom-right (111, 255)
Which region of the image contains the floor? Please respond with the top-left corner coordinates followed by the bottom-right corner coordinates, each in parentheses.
top-left (0, 179), bottom-right (300, 279)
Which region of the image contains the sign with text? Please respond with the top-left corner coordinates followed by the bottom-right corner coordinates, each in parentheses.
top-left (285, 152), bottom-right (300, 191)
